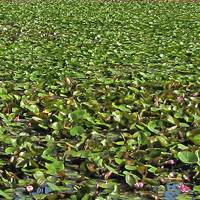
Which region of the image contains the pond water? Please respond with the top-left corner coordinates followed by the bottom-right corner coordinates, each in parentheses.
top-left (163, 181), bottom-right (182, 200)
top-left (14, 180), bottom-right (196, 200)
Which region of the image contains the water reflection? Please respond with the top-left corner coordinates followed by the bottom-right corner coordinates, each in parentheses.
top-left (15, 187), bottom-right (51, 200)
top-left (14, 180), bottom-right (196, 200)
top-left (163, 181), bottom-right (195, 200)
top-left (163, 181), bottom-right (182, 200)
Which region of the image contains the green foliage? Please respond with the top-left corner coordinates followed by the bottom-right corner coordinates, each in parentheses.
top-left (177, 151), bottom-right (198, 164)
top-left (0, 1), bottom-right (200, 199)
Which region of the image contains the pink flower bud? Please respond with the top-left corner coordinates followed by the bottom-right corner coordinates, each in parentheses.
top-left (165, 160), bottom-right (175, 164)
top-left (134, 182), bottom-right (144, 189)
top-left (193, 92), bottom-right (199, 97)
top-left (177, 96), bottom-right (184, 102)
top-left (25, 100), bottom-right (30, 105)
top-left (180, 183), bottom-right (190, 193)
top-left (28, 122), bottom-right (32, 127)
top-left (14, 116), bottom-right (20, 122)
top-left (26, 185), bottom-right (34, 192)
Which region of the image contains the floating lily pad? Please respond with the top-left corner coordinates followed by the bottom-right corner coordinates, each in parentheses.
top-left (177, 151), bottom-right (198, 164)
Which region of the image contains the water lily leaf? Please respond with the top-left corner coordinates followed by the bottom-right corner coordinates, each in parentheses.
top-left (118, 105), bottom-right (130, 112)
top-left (127, 86), bottom-right (139, 93)
top-left (81, 194), bottom-right (90, 200)
top-left (136, 125), bottom-right (145, 130)
top-left (38, 124), bottom-right (49, 130)
top-left (123, 171), bottom-right (139, 187)
top-left (110, 185), bottom-right (120, 198)
top-left (177, 194), bottom-right (192, 200)
top-left (8, 113), bottom-right (16, 121)
top-left (188, 134), bottom-right (200, 145)
top-left (33, 194), bottom-right (47, 199)
top-left (70, 126), bottom-right (84, 136)
top-left (177, 144), bottom-right (188, 150)
top-left (187, 128), bottom-right (200, 137)
top-left (125, 174), bottom-right (135, 187)
top-left (0, 113), bottom-right (6, 119)
top-left (144, 121), bottom-right (160, 134)
top-left (137, 165), bottom-right (147, 176)
top-left (179, 123), bottom-right (190, 128)
top-left (70, 195), bottom-right (78, 200)
top-left (51, 122), bottom-right (63, 130)
top-left (104, 164), bottom-right (118, 175)
top-left (33, 171), bottom-right (46, 180)
top-left (27, 105), bottom-right (40, 115)
top-left (177, 151), bottom-right (198, 164)
top-left (147, 165), bottom-right (157, 174)
top-left (147, 125), bottom-right (160, 134)
top-left (5, 147), bottom-right (17, 155)
top-left (52, 114), bottom-right (63, 122)
top-left (0, 190), bottom-right (12, 199)
top-left (87, 165), bottom-right (96, 172)
top-left (156, 136), bottom-right (169, 147)
top-left (42, 154), bottom-right (56, 162)
top-left (29, 160), bottom-right (39, 168)
top-left (16, 159), bottom-right (29, 168)
top-left (195, 150), bottom-right (200, 166)
top-left (46, 160), bottom-right (64, 173)
top-left (142, 177), bottom-right (159, 186)
top-left (193, 185), bottom-right (200, 192)
top-left (115, 158), bottom-right (125, 165)
top-left (99, 181), bottom-right (116, 189)
top-left (112, 111), bottom-right (121, 122)
top-left (69, 110), bottom-right (85, 121)
top-left (166, 114), bottom-right (180, 126)
top-left (145, 150), bottom-right (161, 161)
top-left (45, 165), bottom-right (56, 175)
top-left (32, 116), bottom-right (42, 122)
top-left (0, 88), bottom-right (7, 95)
top-left (47, 182), bottom-right (63, 192)
top-left (43, 146), bottom-right (56, 155)
top-left (125, 165), bottom-right (137, 171)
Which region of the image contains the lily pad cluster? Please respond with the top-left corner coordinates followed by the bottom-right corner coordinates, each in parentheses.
top-left (0, 1), bottom-right (200, 199)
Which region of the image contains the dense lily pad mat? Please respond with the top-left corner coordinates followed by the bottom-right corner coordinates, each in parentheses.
top-left (0, 1), bottom-right (200, 199)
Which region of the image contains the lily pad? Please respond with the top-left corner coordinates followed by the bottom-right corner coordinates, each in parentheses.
top-left (177, 151), bottom-right (198, 164)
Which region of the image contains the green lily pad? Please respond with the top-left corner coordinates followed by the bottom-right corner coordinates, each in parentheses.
top-left (177, 151), bottom-right (198, 164)
top-left (0, 190), bottom-right (12, 199)
top-left (70, 126), bottom-right (84, 136)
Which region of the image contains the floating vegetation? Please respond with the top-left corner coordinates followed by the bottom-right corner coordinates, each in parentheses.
top-left (0, 1), bottom-right (200, 199)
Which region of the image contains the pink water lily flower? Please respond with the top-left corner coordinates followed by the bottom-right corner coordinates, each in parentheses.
top-left (193, 92), bottom-right (199, 97)
top-left (26, 185), bottom-right (34, 192)
top-left (165, 159), bottom-right (175, 164)
top-left (177, 96), bottom-right (184, 102)
top-left (25, 100), bottom-right (30, 105)
top-left (134, 182), bottom-right (144, 189)
top-left (14, 116), bottom-right (20, 122)
top-left (180, 183), bottom-right (190, 193)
